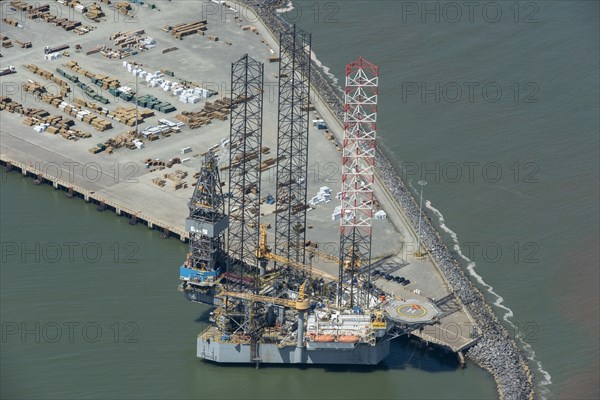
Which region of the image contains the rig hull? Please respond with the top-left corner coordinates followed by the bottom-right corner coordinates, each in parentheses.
top-left (197, 337), bottom-right (390, 364)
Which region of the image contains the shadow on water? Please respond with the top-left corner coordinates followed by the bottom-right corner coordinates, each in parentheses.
top-left (193, 308), bottom-right (214, 323)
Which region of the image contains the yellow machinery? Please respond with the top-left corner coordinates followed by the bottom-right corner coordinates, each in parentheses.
top-left (305, 246), bottom-right (340, 264)
top-left (256, 224), bottom-right (337, 281)
top-left (305, 243), bottom-right (362, 272)
top-left (218, 280), bottom-right (310, 311)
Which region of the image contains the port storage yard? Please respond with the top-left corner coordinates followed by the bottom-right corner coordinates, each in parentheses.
top-left (1, 1), bottom-right (532, 399)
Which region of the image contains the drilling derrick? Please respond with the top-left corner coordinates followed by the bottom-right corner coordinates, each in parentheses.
top-left (274, 25), bottom-right (312, 269)
top-left (226, 55), bottom-right (265, 365)
top-left (227, 54), bottom-right (264, 289)
top-left (180, 149), bottom-right (228, 301)
top-left (338, 57), bottom-right (379, 309)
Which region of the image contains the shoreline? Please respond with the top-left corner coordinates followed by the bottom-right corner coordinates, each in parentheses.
top-left (236, 0), bottom-right (535, 398)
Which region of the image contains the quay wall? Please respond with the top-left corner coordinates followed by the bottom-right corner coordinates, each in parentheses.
top-left (0, 156), bottom-right (188, 241)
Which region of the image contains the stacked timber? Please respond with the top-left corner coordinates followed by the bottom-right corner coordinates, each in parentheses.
top-left (0, 96), bottom-right (24, 113)
top-left (22, 108), bottom-right (91, 141)
top-left (2, 18), bottom-right (19, 27)
top-left (8, 1), bottom-right (33, 12)
top-left (15, 39), bottom-right (32, 48)
top-left (25, 64), bottom-right (71, 95)
top-left (64, 60), bottom-right (121, 89)
top-left (23, 108), bottom-right (50, 120)
top-left (152, 177), bottom-right (166, 187)
top-left (112, 2), bottom-right (135, 18)
top-left (85, 3), bottom-right (106, 21)
top-left (1, 35), bottom-right (12, 48)
top-left (104, 130), bottom-right (138, 150)
top-left (175, 111), bottom-right (211, 129)
top-left (145, 158), bottom-right (166, 168)
top-left (260, 156), bottom-right (285, 172)
top-left (175, 96), bottom-right (249, 129)
top-left (22, 81), bottom-right (47, 97)
top-left (170, 21), bottom-right (208, 40)
top-left (14, 1), bottom-right (92, 34)
top-left (161, 46), bottom-right (178, 54)
top-left (164, 169), bottom-right (188, 190)
top-left (20, 81), bottom-right (111, 131)
top-left (106, 106), bottom-right (153, 126)
top-left (110, 30), bottom-right (154, 50)
top-left (166, 157), bottom-right (181, 168)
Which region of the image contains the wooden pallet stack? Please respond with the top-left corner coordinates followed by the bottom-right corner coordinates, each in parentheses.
top-left (1, 35), bottom-right (13, 48)
top-left (104, 130), bottom-right (138, 150)
top-left (2, 18), bottom-right (19, 27)
top-left (25, 64), bottom-right (71, 95)
top-left (164, 170), bottom-right (188, 190)
top-left (22, 108), bottom-right (51, 123)
top-left (8, 1), bottom-right (32, 11)
top-left (106, 106), bottom-right (153, 126)
top-left (110, 29), bottom-right (152, 50)
top-left (64, 60), bottom-right (93, 78)
top-left (0, 96), bottom-right (24, 114)
top-left (65, 60), bottom-right (121, 89)
top-left (175, 111), bottom-right (212, 129)
top-left (83, 2), bottom-right (106, 20)
top-left (22, 81), bottom-right (47, 97)
top-left (169, 21), bottom-right (208, 40)
top-left (113, 2), bottom-right (135, 18)
top-left (152, 177), bottom-right (166, 187)
top-left (15, 39), bottom-right (32, 48)
top-left (23, 3), bottom-right (50, 18)
top-left (41, 92), bottom-right (113, 131)
top-left (22, 109), bottom-right (92, 141)
top-left (166, 157), bottom-right (182, 168)
top-left (174, 95), bottom-right (249, 129)
top-left (13, 1), bottom-right (93, 35)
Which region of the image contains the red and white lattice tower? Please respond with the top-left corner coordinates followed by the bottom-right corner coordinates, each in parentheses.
top-left (338, 57), bottom-right (378, 308)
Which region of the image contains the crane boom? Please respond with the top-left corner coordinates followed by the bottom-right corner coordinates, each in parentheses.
top-left (256, 224), bottom-right (337, 281)
top-left (218, 279), bottom-right (310, 310)
top-left (305, 247), bottom-right (340, 264)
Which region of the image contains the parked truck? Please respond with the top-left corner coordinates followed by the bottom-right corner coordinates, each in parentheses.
top-left (0, 66), bottom-right (16, 76)
top-left (44, 44), bottom-right (69, 54)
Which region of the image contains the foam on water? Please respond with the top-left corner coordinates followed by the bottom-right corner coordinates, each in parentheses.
top-left (424, 199), bottom-right (552, 398)
top-left (275, 1), bottom-right (295, 14)
top-left (309, 50), bottom-right (343, 94)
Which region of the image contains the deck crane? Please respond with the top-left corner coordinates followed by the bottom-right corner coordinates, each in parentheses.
top-left (217, 280), bottom-right (310, 311)
top-left (255, 224), bottom-right (337, 282)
